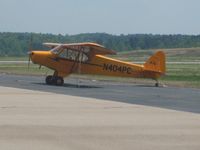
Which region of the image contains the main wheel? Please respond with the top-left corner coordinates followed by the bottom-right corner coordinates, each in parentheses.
top-left (155, 82), bottom-right (159, 87)
top-left (46, 75), bottom-right (53, 85)
top-left (55, 77), bottom-right (64, 86)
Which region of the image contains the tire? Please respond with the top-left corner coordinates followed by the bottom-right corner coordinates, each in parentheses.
top-left (155, 83), bottom-right (159, 87)
top-left (46, 75), bottom-right (53, 85)
top-left (55, 77), bottom-right (64, 86)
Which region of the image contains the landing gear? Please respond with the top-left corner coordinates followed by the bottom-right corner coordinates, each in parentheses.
top-left (45, 75), bottom-right (64, 86)
top-left (46, 75), bottom-right (53, 85)
top-left (155, 79), bottom-right (159, 87)
top-left (155, 82), bottom-right (159, 87)
top-left (55, 77), bottom-right (64, 86)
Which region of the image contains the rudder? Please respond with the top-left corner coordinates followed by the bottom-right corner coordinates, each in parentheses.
top-left (144, 51), bottom-right (166, 74)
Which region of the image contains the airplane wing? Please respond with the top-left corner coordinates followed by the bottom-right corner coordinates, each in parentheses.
top-left (44, 42), bottom-right (116, 55)
top-left (43, 43), bottom-right (62, 48)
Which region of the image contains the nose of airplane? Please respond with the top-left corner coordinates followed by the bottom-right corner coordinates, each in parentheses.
top-left (29, 51), bottom-right (50, 65)
top-left (29, 51), bottom-right (37, 63)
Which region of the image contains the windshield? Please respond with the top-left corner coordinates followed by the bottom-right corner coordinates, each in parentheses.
top-left (51, 45), bottom-right (62, 54)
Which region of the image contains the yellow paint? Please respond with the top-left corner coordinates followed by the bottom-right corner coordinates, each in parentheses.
top-left (30, 43), bottom-right (166, 81)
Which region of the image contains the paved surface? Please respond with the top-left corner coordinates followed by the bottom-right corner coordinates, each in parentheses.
top-left (0, 74), bottom-right (200, 113)
top-left (0, 74), bottom-right (200, 150)
top-left (0, 86), bottom-right (200, 150)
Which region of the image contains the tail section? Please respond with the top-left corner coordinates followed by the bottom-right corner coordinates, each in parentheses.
top-left (144, 51), bottom-right (166, 75)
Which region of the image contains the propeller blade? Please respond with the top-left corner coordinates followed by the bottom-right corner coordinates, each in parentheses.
top-left (28, 53), bottom-right (31, 70)
top-left (28, 34), bottom-right (33, 70)
top-left (29, 34), bottom-right (33, 52)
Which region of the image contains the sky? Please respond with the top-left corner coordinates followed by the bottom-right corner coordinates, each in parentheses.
top-left (0, 0), bottom-right (200, 35)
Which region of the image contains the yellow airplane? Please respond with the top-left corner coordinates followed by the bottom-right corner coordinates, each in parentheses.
top-left (29, 42), bottom-right (166, 87)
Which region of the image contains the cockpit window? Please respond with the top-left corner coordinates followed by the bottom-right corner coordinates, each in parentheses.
top-left (51, 46), bottom-right (90, 62)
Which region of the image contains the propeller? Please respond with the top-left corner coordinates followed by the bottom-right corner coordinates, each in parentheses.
top-left (28, 53), bottom-right (31, 69)
top-left (28, 34), bottom-right (33, 70)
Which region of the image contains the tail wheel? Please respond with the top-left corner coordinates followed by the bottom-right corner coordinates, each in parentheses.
top-left (155, 79), bottom-right (159, 87)
top-left (55, 77), bottom-right (64, 86)
top-left (155, 83), bottom-right (159, 87)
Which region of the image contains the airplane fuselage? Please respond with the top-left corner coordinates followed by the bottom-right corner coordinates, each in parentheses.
top-left (29, 42), bottom-right (165, 86)
top-left (31, 51), bottom-right (162, 79)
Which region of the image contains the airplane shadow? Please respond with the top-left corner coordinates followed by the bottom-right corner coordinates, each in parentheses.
top-left (134, 84), bottom-right (166, 88)
top-left (34, 82), bottom-right (102, 89)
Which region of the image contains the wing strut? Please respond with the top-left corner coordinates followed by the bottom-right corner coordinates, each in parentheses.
top-left (77, 48), bottom-right (83, 88)
top-left (69, 47), bottom-right (84, 88)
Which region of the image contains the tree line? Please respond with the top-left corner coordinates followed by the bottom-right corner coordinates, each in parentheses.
top-left (0, 32), bottom-right (200, 56)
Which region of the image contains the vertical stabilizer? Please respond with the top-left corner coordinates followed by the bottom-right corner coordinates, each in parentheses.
top-left (144, 51), bottom-right (166, 74)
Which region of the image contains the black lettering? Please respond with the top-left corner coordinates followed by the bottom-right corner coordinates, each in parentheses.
top-left (117, 66), bottom-right (122, 72)
top-left (150, 61), bottom-right (156, 65)
top-left (103, 64), bottom-right (109, 70)
top-left (122, 66), bottom-right (127, 73)
top-left (103, 64), bottom-right (132, 74)
top-left (127, 67), bottom-right (132, 74)
top-left (109, 65), bottom-right (113, 71)
top-left (113, 65), bottom-right (118, 72)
